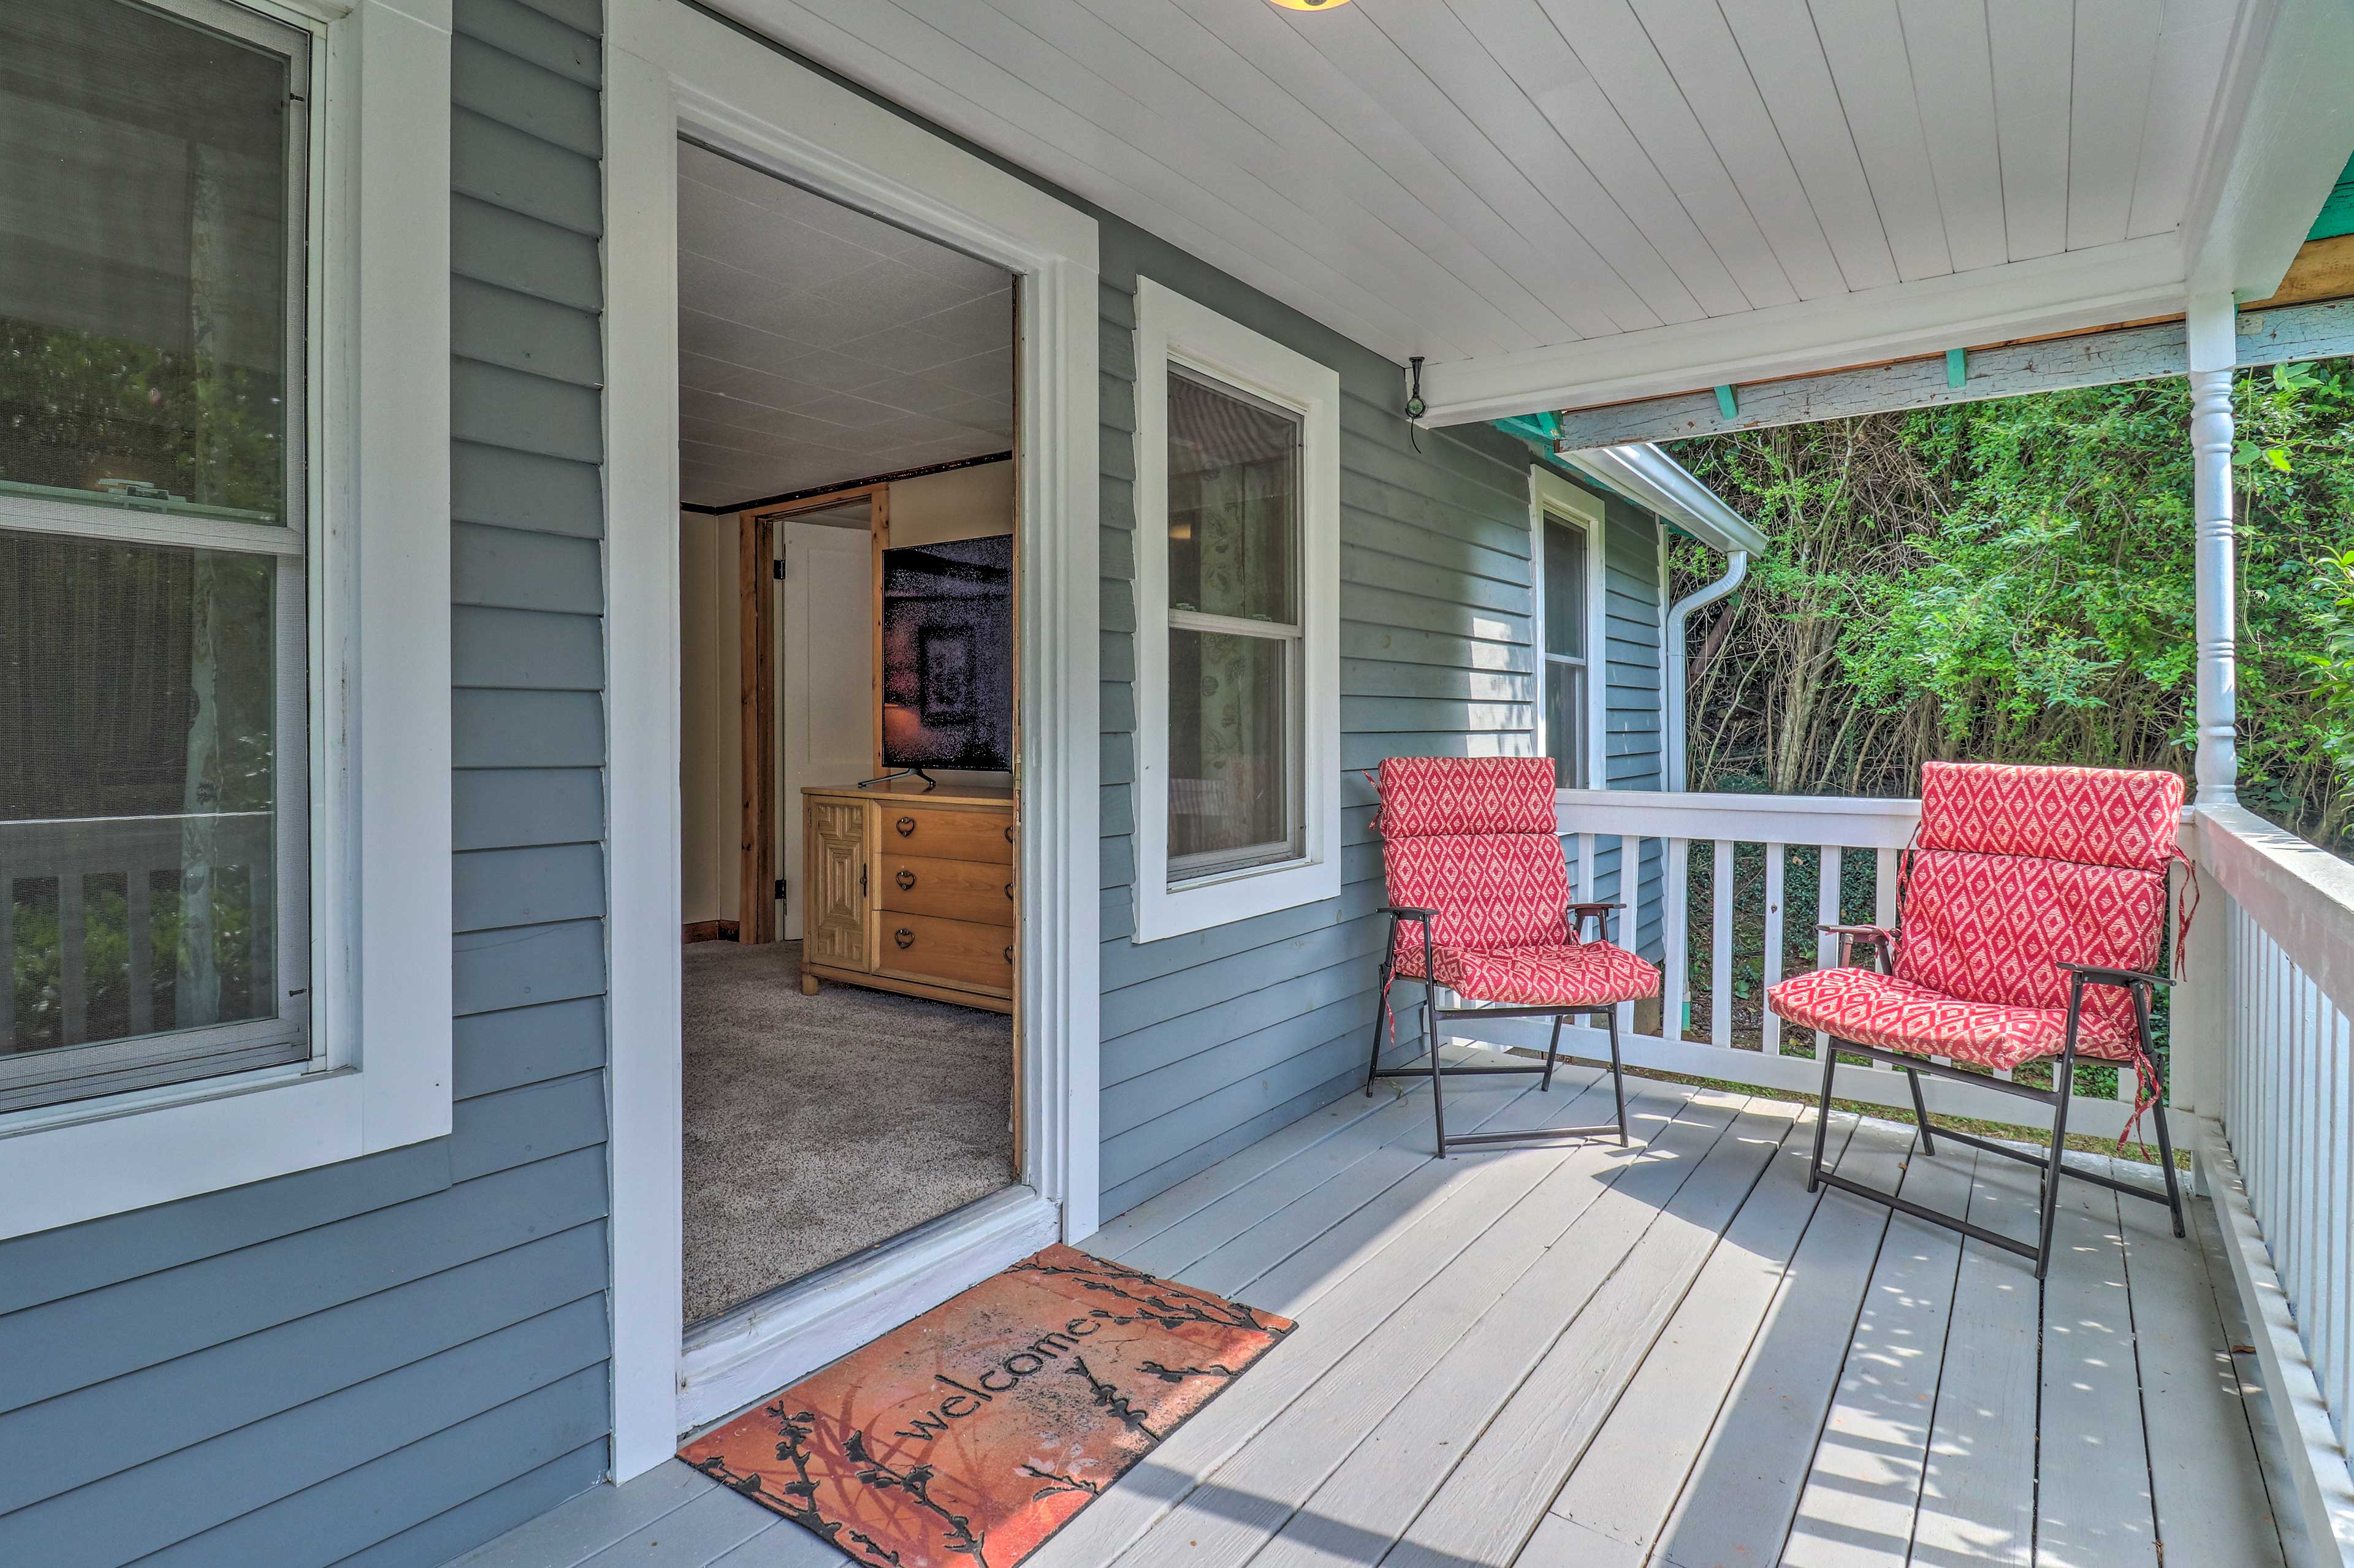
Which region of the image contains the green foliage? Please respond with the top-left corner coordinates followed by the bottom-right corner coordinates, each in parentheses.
top-left (0, 318), bottom-right (286, 517)
top-left (1667, 359), bottom-right (2354, 852)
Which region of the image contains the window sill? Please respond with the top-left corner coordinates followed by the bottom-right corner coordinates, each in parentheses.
top-left (1132, 851), bottom-right (1341, 944)
top-left (0, 1060), bottom-right (448, 1241)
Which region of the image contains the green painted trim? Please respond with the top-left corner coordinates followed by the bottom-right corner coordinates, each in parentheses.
top-left (1945, 347), bottom-right (1967, 389)
top-left (2310, 153), bottom-right (2354, 242)
top-left (1713, 384), bottom-right (1738, 420)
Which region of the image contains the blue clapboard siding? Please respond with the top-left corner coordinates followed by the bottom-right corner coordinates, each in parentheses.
top-left (0, 2), bottom-right (611, 1564)
top-left (1095, 227), bottom-right (1669, 1217)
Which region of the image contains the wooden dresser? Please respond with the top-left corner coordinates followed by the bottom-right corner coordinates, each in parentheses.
top-left (799, 782), bottom-right (1015, 1013)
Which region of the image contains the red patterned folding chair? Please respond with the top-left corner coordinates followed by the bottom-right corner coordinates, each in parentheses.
top-left (1766, 761), bottom-right (2188, 1277)
top-left (1364, 756), bottom-right (1661, 1156)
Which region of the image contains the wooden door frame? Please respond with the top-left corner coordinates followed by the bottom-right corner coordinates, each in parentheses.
top-left (736, 481), bottom-right (888, 945)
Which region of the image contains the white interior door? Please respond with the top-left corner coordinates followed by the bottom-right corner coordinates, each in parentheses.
top-left (778, 519), bottom-right (875, 941)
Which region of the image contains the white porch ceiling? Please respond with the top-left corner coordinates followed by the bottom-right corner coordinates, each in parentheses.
top-left (705, 0), bottom-right (2354, 423)
top-left (676, 141), bottom-right (1015, 509)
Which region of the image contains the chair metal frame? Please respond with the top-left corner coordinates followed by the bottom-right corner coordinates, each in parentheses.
top-left (1804, 924), bottom-right (2185, 1280)
top-left (1363, 901), bottom-right (1631, 1157)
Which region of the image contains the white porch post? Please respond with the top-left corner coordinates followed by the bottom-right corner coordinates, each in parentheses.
top-left (2188, 293), bottom-right (2239, 805)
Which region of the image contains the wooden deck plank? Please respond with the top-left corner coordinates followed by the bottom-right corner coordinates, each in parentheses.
top-left (1173, 1072), bottom-right (1574, 1303)
top-left (571, 1485), bottom-right (779, 1566)
top-left (2035, 1174), bottom-right (2158, 1567)
top-left (1385, 1100), bottom-right (1868, 1568)
top-left (1247, 1097), bottom-right (1797, 1568)
top-left (1636, 1120), bottom-right (1918, 1568)
top-left (1907, 1147), bottom-right (2044, 1568)
top-left (1530, 1109), bottom-right (1865, 1567)
top-left (452, 1460), bottom-right (716, 1567)
top-left (1129, 1070), bottom-right (1596, 1295)
top-left (1095, 1084), bottom-right (1749, 1568)
top-left (1089, 1046), bottom-right (1489, 1260)
top-left (1111, 1061), bottom-right (1569, 1280)
top-left (1025, 1075), bottom-right (1688, 1568)
top-left (2109, 1157), bottom-right (2288, 1568)
top-left (2188, 1184), bottom-right (2310, 1568)
top-left (1780, 1143), bottom-right (1983, 1567)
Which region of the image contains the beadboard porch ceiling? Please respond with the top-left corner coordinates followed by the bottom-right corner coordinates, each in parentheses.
top-left (698, 0), bottom-right (2354, 421)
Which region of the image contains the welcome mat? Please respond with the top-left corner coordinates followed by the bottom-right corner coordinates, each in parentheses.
top-left (680, 1244), bottom-right (1294, 1567)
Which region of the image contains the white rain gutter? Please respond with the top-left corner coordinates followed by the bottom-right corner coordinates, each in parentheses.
top-left (1553, 442), bottom-right (1764, 792)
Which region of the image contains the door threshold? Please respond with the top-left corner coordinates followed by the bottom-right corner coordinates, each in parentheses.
top-left (677, 1184), bottom-right (1060, 1437)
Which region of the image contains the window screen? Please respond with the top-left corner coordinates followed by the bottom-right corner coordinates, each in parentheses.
top-left (1542, 515), bottom-right (1591, 789)
top-left (0, 0), bottom-right (313, 1112)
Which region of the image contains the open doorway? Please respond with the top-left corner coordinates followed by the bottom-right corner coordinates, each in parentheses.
top-left (672, 139), bottom-right (1019, 1328)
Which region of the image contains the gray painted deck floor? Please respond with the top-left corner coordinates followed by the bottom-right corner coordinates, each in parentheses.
top-left (458, 1053), bottom-right (2299, 1568)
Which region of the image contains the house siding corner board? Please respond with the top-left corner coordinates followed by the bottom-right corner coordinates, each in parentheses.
top-left (0, 2), bottom-right (613, 1564)
top-left (1097, 230), bottom-right (1670, 1218)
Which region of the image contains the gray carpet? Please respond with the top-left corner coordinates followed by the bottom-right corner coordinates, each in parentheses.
top-left (682, 939), bottom-right (1013, 1325)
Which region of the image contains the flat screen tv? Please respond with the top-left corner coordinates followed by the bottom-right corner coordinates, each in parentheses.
top-left (879, 533), bottom-right (1014, 773)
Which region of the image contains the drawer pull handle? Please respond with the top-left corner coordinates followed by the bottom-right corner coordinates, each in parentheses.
top-left (1005, 881), bottom-right (1015, 900)
top-left (896, 816), bottom-right (917, 837)
top-left (894, 927), bottom-right (915, 950)
top-left (896, 869), bottom-right (916, 891)
top-left (1003, 945), bottom-right (1014, 965)
top-left (1004, 824), bottom-right (1014, 843)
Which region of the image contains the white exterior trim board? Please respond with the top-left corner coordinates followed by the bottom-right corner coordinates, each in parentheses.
top-left (603, 0), bottom-right (1100, 1480)
top-left (1419, 234), bottom-right (2190, 426)
top-left (0, 0), bottom-right (454, 1241)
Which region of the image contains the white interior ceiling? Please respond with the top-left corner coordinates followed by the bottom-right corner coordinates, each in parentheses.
top-left (677, 140), bottom-right (1015, 509)
top-left (705, 0), bottom-right (2353, 421)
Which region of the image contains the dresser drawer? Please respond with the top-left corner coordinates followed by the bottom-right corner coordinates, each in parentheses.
top-left (875, 913), bottom-right (1016, 996)
top-left (877, 805), bottom-right (1013, 864)
top-left (878, 854), bottom-right (1016, 926)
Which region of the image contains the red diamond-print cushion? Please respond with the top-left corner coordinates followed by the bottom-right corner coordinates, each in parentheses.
top-left (1895, 848), bottom-right (2163, 1043)
top-left (1397, 940), bottom-right (1661, 1007)
top-left (1919, 760), bottom-right (2183, 871)
top-left (1766, 965), bottom-right (2139, 1070)
top-left (1376, 755), bottom-right (1557, 839)
top-left (1384, 834), bottom-right (1569, 964)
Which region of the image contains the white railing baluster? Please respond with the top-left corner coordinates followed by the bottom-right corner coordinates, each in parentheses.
top-left (59, 873), bottom-right (86, 1046)
top-left (1762, 843), bottom-right (1786, 1056)
top-left (1617, 834), bottom-right (1638, 1039)
top-left (1578, 832), bottom-right (1597, 905)
top-left (1712, 839), bottom-right (1734, 1049)
top-left (1663, 838), bottom-right (1689, 1046)
top-left (1815, 845), bottom-right (1840, 1056)
top-left (126, 871), bottom-right (153, 1040)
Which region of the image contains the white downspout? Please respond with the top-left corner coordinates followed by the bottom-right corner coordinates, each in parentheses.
top-left (1664, 550), bottom-right (1747, 793)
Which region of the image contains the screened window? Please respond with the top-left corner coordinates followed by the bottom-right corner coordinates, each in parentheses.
top-left (0, 0), bottom-right (313, 1111)
top-left (1542, 513), bottom-right (1592, 788)
top-left (1165, 365), bottom-right (1305, 881)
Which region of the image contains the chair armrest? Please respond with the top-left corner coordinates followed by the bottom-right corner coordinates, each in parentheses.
top-left (2058, 961), bottom-right (2174, 990)
top-left (1819, 923), bottom-right (1896, 971)
top-left (1567, 900), bottom-right (1623, 942)
top-left (1380, 905), bottom-right (1438, 923)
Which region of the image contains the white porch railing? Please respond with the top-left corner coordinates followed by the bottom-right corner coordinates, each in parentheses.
top-left (1442, 786), bottom-right (2354, 1559)
top-left (1468, 788), bottom-right (2152, 1138)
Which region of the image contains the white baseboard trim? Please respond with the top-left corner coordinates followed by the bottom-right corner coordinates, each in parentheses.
top-left (2198, 1125), bottom-right (2354, 1567)
top-left (677, 1185), bottom-right (1062, 1436)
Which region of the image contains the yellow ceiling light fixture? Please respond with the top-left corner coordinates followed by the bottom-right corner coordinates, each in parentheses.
top-left (1266, 0), bottom-right (1353, 9)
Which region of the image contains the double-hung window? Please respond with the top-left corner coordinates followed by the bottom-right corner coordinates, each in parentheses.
top-left (2, 0), bottom-right (313, 1111)
top-left (1132, 280), bottom-right (1339, 942)
top-left (1531, 468), bottom-right (1604, 788)
top-left (0, 0), bottom-right (453, 1239)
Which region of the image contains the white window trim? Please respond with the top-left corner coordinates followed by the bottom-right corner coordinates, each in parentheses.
top-left (604, 0), bottom-right (1100, 1478)
top-left (1529, 466), bottom-right (1609, 790)
top-left (0, 0), bottom-right (454, 1241)
top-left (1131, 279), bottom-right (1341, 944)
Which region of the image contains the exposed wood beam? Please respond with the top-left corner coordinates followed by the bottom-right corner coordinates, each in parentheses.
top-left (1550, 297), bottom-right (2354, 447)
top-left (2242, 232), bottom-right (2354, 310)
